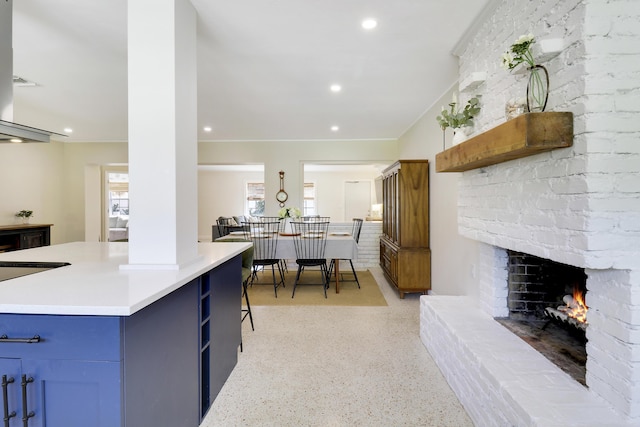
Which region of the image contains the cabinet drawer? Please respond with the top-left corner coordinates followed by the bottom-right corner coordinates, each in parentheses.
top-left (0, 314), bottom-right (122, 361)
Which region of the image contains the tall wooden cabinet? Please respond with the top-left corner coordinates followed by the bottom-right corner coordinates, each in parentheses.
top-left (379, 160), bottom-right (430, 298)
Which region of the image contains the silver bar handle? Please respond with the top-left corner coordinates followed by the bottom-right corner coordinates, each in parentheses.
top-left (2, 375), bottom-right (16, 427)
top-left (20, 375), bottom-right (34, 427)
top-left (0, 335), bottom-right (41, 344)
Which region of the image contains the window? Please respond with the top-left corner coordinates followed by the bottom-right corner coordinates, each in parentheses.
top-left (246, 182), bottom-right (265, 216)
top-left (303, 182), bottom-right (316, 216)
top-left (108, 173), bottom-right (129, 216)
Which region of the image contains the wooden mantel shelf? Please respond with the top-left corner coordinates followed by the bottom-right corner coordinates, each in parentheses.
top-left (435, 112), bottom-right (573, 172)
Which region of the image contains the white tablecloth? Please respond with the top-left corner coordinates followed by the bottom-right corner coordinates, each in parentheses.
top-left (219, 233), bottom-right (358, 260)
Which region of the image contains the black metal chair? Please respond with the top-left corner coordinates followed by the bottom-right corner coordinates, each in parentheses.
top-left (213, 238), bottom-right (254, 351)
top-left (243, 220), bottom-right (285, 297)
top-left (290, 220), bottom-right (330, 298)
top-left (302, 215), bottom-right (330, 222)
top-left (239, 244), bottom-right (255, 332)
top-left (328, 218), bottom-right (363, 289)
top-left (254, 216), bottom-right (288, 272)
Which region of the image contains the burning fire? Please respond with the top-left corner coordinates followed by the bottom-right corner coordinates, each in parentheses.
top-left (559, 286), bottom-right (588, 324)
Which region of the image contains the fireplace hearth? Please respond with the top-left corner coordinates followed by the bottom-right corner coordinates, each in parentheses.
top-left (497, 250), bottom-right (588, 384)
top-left (504, 250), bottom-right (587, 322)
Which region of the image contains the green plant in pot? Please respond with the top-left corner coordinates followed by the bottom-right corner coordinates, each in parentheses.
top-left (16, 210), bottom-right (34, 224)
top-left (436, 95), bottom-right (481, 146)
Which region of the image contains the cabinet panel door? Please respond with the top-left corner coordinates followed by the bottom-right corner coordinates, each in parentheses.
top-left (22, 359), bottom-right (121, 427)
top-left (21, 232), bottom-right (45, 249)
top-left (0, 359), bottom-right (22, 427)
top-left (209, 255), bottom-right (241, 402)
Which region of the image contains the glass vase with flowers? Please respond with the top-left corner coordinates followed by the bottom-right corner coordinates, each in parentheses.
top-left (501, 34), bottom-right (549, 113)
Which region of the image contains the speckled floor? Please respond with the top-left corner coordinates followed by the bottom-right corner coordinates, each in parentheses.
top-left (200, 266), bottom-right (472, 427)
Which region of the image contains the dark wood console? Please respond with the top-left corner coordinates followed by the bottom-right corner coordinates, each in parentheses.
top-left (0, 224), bottom-right (52, 252)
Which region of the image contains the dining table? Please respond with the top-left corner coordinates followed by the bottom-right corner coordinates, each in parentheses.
top-left (217, 231), bottom-right (358, 293)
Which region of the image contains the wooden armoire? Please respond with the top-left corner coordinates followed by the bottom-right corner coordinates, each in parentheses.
top-left (379, 160), bottom-right (431, 298)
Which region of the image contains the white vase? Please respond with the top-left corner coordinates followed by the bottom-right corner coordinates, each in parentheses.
top-left (452, 128), bottom-right (468, 146)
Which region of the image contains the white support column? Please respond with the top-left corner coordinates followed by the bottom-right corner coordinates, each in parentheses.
top-left (125, 0), bottom-right (199, 268)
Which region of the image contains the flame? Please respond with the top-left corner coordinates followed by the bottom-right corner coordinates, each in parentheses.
top-left (567, 286), bottom-right (588, 323)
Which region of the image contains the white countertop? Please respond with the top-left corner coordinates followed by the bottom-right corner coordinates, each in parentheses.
top-left (0, 241), bottom-right (251, 316)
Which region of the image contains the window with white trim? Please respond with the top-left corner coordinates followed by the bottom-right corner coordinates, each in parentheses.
top-left (246, 182), bottom-right (265, 216)
top-left (303, 182), bottom-right (316, 216)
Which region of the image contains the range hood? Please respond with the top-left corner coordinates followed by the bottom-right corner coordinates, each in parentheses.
top-left (0, 0), bottom-right (65, 143)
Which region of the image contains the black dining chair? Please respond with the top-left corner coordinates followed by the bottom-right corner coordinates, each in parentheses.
top-left (290, 220), bottom-right (330, 298)
top-left (328, 218), bottom-right (363, 289)
top-left (254, 216), bottom-right (288, 272)
top-left (213, 238), bottom-right (254, 351)
top-left (243, 220), bottom-right (285, 297)
top-left (302, 215), bottom-right (330, 222)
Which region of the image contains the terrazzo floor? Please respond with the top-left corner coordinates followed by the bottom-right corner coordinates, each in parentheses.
top-left (200, 266), bottom-right (473, 427)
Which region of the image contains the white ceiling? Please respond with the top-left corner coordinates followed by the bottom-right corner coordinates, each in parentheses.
top-left (11, 0), bottom-right (490, 143)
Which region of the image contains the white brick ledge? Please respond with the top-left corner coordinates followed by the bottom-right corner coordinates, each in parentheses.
top-left (420, 296), bottom-right (631, 426)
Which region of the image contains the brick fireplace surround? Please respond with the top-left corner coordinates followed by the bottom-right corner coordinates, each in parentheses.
top-left (420, 0), bottom-right (639, 425)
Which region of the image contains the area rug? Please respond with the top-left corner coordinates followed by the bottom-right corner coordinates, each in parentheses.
top-left (247, 268), bottom-right (387, 306)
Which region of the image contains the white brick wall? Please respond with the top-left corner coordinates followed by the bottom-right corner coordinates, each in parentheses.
top-left (456, 0), bottom-right (640, 272)
top-left (477, 242), bottom-right (509, 317)
top-left (328, 221), bottom-right (381, 269)
top-left (420, 296), bottom-right (631, 426)
top-left (586, 269), bottom-right (640, 419)
top-left (429, 0), bottom-right (640, 421)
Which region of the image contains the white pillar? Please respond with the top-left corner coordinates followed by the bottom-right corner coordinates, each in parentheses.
top-left (125, 0), bottom-right (199, 268)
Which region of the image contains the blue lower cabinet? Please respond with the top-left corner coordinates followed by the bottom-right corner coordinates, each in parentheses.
top-left (22, 359), bottom-right (121, 427)
top-left (0, 256), bottom-right (242, 426)
top-left (1, 358), bottom-right (120, 427)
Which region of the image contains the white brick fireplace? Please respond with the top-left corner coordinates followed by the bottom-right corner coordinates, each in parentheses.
top-left (420, 0), bottom-right (640, 425)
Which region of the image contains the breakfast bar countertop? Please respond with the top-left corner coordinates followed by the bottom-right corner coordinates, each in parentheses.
top-left (0, 241), bottom-right (251, 316)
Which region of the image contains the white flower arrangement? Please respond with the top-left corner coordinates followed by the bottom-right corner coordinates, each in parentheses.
top-left (278, 207), bottom-right (301, 219)
top-left (501, 33), bottom-right (536, 71)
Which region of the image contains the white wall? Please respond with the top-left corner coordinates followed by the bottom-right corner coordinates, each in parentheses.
top-left (0, 141), bottom-right (65, 244)
top-left (64, 142), bottom-right (128, 242)
top-left (304, 169), bottom-right (382, 222)
top-left (197, 169), bottom-right (263, 241)
top-left (1, 139), bottom-right (396, 244)
top-left (397, 87), bottom-right (481, 297)
top-left (199, 139), bottom-right (396, 217)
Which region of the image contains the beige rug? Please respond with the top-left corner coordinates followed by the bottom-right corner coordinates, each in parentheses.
top-left (247, 268), bottom-right (387, 306)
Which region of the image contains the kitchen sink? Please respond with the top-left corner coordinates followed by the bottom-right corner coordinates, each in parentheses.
top-left (0, 261), bottom-right (71, 282)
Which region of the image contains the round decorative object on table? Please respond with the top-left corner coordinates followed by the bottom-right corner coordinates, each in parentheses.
top-left (527, 65), bottom-right (549, 113)
top-left (505, 98), bottom-right (527, 120)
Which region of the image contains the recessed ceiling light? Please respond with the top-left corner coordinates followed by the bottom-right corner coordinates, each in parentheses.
top-left (10, 138), bottom-right (22, 143)
top-left (64, 128), bottom-right (73, 133)
top-left (203, 126), bottom-right (212, 132)
top-left (361, 18), bottom-right (377, 30)
top-left (330, 84), bottom-right (342, 93)
top-left (331, 125), bottom-right (339, 132)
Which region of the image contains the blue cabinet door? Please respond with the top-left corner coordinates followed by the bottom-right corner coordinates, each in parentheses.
top-left (22, 359), bottom-right (121, 427)
top-left (0, 359), bottom-right (22, 427)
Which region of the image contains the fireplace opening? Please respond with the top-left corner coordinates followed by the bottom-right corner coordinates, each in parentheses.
top-left (496, 250), bottom-right (588, 385)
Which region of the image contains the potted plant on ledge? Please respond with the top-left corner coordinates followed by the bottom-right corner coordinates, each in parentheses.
top-left (436, 94), bottom-right (481, 147)
top-left (15, 210), bottom-right (34, 224)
